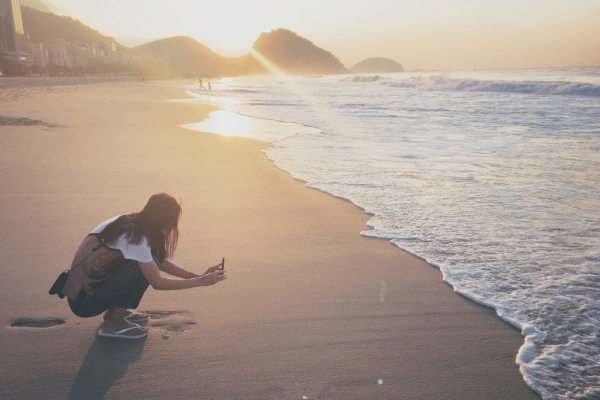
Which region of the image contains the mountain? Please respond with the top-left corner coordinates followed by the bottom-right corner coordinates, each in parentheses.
top-left (250, 28), bottom-right (348, 75)
top-left (132, 36), bottom-right (247, 76)
top-left (19, 6), bottom-right (350, 77)
top-left (134, 30), bottom-right (350, 76)
top-left (350, 57), bottom-right (404, 73)
top-left (21, 6), bottom-right (127, 51)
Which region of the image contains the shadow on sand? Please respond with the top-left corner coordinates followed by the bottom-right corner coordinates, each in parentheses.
top-left (67, 336), bottom-right (146, 400)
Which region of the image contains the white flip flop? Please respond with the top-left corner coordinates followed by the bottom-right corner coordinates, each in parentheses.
top-left (98, 324), bottom-right (148, 339)
top-left (124, 310), bottom-right (149, 323)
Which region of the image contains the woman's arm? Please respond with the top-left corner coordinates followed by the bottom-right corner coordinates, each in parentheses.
top-left (158, 259), bottom-right (224, 279)
top-left (138, 260), bottom-right (226, 290)
top-left (158, 260), bottom-right (200, 279)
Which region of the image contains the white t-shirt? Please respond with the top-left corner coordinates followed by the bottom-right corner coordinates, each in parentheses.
top-left (91, 216), bottom-right (154, 263)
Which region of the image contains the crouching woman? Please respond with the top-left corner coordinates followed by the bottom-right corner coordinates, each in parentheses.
top-left (61, 193), bottom-right (226, 339)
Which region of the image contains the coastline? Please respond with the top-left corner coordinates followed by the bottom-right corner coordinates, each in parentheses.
top-left (0, 79), bottom-right (540, 399)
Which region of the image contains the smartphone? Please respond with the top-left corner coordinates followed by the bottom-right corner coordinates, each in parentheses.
top-left (221, 256), bottom-right (225, 271)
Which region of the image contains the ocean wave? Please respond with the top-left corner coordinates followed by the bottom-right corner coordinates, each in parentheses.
top-left (223, 88), bottom-right (263, 93)
top-left (340, 75), bottom-right (384, 83)
top-left (384, 75), bottom-right (600, 97)
top-left (247, 100), bottom-right (302, 107)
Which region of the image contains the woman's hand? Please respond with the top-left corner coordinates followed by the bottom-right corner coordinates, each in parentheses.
top-left (200, 270), bottom-right (227, 286)
top-left (203, 263), bottom-right (224, 275)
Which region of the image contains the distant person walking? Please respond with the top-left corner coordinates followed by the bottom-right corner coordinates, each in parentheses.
top-left (54, 193), bottom-right (227, 339)
top-left (208, 80), bottom-right (212, 91)
top-left (199, 78), bottom-right (204, 89)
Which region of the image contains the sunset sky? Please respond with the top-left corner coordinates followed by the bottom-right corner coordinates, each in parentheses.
top-left (38, 0), bottom-right (600, 71)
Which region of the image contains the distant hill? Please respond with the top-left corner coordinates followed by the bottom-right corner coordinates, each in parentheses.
top-left (21, 6), bottom-right (127, 51)
top-left (350, 57), bottom-right (404, 73)
top-left (250, 28), bottom-right (348, 75)
top-left (132, 36), bottom-right (248, 76)
top-left (134, 30), bottom-right (350, 77)
top-left (19, 7), bottom-right (349, 77)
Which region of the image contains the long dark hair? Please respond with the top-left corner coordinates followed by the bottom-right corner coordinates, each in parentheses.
top-left (98, 193), bottom-right (182, 262)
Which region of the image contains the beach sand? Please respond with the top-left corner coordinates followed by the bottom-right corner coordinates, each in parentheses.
top-left (0, 78), bottom-right (540, 399)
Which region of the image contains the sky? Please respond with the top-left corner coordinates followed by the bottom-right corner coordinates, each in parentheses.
top-left (37, 0), bottom-right (600, 71)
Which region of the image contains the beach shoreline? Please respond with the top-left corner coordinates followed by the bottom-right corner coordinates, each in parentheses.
top-left (0, 78), bottom-right (540, 399)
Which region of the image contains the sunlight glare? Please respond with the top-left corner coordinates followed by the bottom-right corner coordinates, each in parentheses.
top-left (181, 110), bottom-right (321, 142)
top-left (249, 48), bottom-right (287, 77)
top-left (198, 110), bottom-right (241, 137)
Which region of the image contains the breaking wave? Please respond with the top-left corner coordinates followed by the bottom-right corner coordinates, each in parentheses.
top-left (384, 75), bottom-right (600, 97)
top-left (341, 75), bottom-right (384, 82)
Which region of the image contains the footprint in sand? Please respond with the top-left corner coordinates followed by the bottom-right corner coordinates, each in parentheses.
top-left (0, 116), bottom-right (57, 127)
top-left (143, 310), bottom-right (188, 320)
top-left (141, 310), bottom-right (196, 334)
top-left (10, 318), bottom-right (66, 328)
top-left (151, 320), bottom-right (197, 333)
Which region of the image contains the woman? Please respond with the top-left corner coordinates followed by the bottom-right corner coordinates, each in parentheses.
top-left (62, 193), bottom-right (227, 339)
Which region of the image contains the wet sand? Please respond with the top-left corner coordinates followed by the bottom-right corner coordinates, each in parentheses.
top-left (0, 78), bottom-right (540, 399)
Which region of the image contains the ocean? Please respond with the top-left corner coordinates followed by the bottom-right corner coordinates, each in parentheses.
top-left (181, 67), bottom-right (600, 400)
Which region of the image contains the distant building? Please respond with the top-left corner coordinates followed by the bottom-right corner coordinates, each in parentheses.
top-left (97, 42), bottom-right (116, 52)
top-left (44, 39), bottom-right (70, 68)
top-left (27, 38), bottom-right (133, 72)
top-left (29, 41), bottom-right (48, 67)
top-left (97, 41), bottom-right (118, 64)
top-left (68, 43), bottom-right (89, 67)
top-left (0, 0), bottom-right (29, 64)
